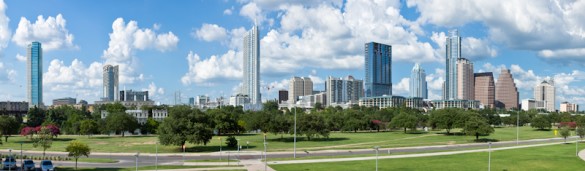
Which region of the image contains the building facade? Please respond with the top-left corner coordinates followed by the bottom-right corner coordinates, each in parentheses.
top-left (560, 102), bottom-right (578, 113)
top-left (326, 75), bottom-right (363, 106)
top-left (289, 77), bottom-right (313, 103)
top-left (27, 42), bottom-right (43, 107)
top-left (278, 90), bottom-right (288, 104)
top-left (410, 63), bottom-right (427, 99)
top-left (365, 42), bottom-right (392, 97)
top-left (0, 101), bottom-right (28, 117)
top-left (243, 25), bottom-right (261, 105)
top-left (474, 72), bottom-right (495, 108)
top-left (521, 99), bottom-right (547, 111)
top-left (52, 97), bottom-right (76, 106)
top-left (534, 80), bottom-right (555, 112)
top-left (230, 94), bottom-right (250, 107)
top-left (431, 100), bottom-right (480, 109)
top-left (103, 65), bottom-right (119, 101)
top-left (444, 30), bottom-right (461, 100)
top-left (457, 58), bottom-right (474, 100)
top-left (359, 95), bottom-right (405, 109)
top-left (495, 68), bottom-right (519, 110)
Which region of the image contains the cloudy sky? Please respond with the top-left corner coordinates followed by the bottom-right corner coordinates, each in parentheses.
top-left (1, 0), bottom-right (585, 108)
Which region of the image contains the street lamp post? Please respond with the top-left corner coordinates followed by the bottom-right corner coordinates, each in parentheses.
top-left (134, 152), bottom-right (140, 171)
top-left (294, 106), bottom-right (297, 159)
top-left (374, 146), bottom-right (380, 171)
top-left (264, 142), bottom-right (268, 171)
top-left (219, 137), bottom-right (222, 161)
top-left (20, 142), bottom-right (23, 168)
top-left (156, 142), bottom-right (158, 171)
top-left (488, 142), bottom-right (492, 171)
top-left (577, 127), bottom-right (579, 156)
top-left (9, 149), bottom-right (12, 171)
top-left (237, 139), bottom-right (241, 165)
top-left (516, 111), bottom-right (519, 145)
top-left (247, 141), bottom-right (249, 150)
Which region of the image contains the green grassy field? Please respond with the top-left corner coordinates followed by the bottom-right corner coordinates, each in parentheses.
top-left (56, 165), bottom-right (243, 171)
top-left (77, 157), bottom-right (118, 163)
top-left (186, 159), bottom-right (239, 162)
top-left (270, 143), bottom-right (585, 171)
top-left (0, 126), bottom-right (559, 153)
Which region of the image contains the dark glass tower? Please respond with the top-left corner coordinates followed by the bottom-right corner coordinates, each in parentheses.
top-left (27, 42), bottom-right (43, 107)
top-left (364, 42), bottom-right (392, 97)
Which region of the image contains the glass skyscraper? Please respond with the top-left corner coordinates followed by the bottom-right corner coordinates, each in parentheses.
top-left (364, 42), bottom-right (392, 97)
top-left (103, 64), bottom-right (119, 101)
top-left (27, 42), bottom-right (43, 107)
top-left (444, 29), bottom-right (461, 100)
top-left (410, 63), bottom-right (427, 99)
top-left (243, 25), bottom-right (260, 104)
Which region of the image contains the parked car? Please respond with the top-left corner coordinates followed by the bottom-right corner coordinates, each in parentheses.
top-left (41, 160), bottom-right (55, 171)
top-left (22, 159), bottom-right (36, 171)
top-left (2, 156), bottom-right (17, 170)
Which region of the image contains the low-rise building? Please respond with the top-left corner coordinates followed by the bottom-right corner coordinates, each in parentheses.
top-left (560, 102), bottom-right (578, 113)
top-left (152, 109), bottom-right (168, 122)
top-left (431, 100), bottom-right (480, 109)
top-left (521, 99), bottom-right (547, 111)
top-left (359, 95), bottom-right (406, 109)
top-left (52, 97), bottom-right (76, 106)
top-left (0, 101), bottom-right (28, 117)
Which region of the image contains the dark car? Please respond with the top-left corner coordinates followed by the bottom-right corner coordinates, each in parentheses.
top-left (22, 159), bottom-right (36, 171)
top-left (2, 156), bottom-right (17, 170)
top-left (41, 160), bottom-right (55, 171)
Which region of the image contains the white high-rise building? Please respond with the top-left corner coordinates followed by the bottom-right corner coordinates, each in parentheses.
top-left (243, 25), bottom-right (260, 104)
top-left (326, 75), bottom-right (363, 106)
top-left (534, 79), bottom-right (555, 112)
top-left (289, 77), bottom-right (313, 104)
top-left (444, 29), bottom-right (461, 100)
top-left (103, 65), bottom-right (119, 101)
top-left (457, 58), bottom-right (474, 100)
top-left (410, 63), bottom-right (427, 99)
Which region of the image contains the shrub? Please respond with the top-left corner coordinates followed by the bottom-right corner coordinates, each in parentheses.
top-left (225, 136), bottom-right (238, 148)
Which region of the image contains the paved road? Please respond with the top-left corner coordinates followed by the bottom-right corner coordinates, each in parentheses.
top-left (0, 136), bottom-right (578, 169)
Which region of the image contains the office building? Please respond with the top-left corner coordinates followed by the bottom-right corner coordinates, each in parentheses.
top-left (325, 75), bottom-right (363, 106)
top-left (359, 95), bottom-right (405, 109)
top-left (103, 65), bottom-right (119, 101)
top-left (457, 58), bottom-right (474, 100)
top-left (444, 30), bottom-right (461, 100)
top-left (560, 102), bottom-right (578, 113)
top-left (495, 68), bottom-right (519, 110)
top-left (431, 99), bottom-right (480, 109)
top-left (196, 95), bottom-right (210, 107)
top-left (534, 79), bottom-right (555, 112)
top-left (120, 90), bottom-right (149, 101)
top-left (52, 97), bottom-right (76, 106)
top-left (289, 77), bottom-right (313, 103)
top-left (521, 99), bottom-right (547, 111)
top-left (0, 101), bottom-right (28, 117)
top-left (188, 97), bottom-right (195, 106)
top-left (27, 41), bottom-right (43, 107)
top-left (278, 90), bottom-right (288, 104)
top-left (474, 72), bottom-right (495, 108)
top-left (243, 24), bottom-right (261, 105)
top-left (410, 63), bottom-right (427, 99)
top-left (365, 42), bottom-right (392, 97)
top-left (230, 94), bottom-right (250, 106)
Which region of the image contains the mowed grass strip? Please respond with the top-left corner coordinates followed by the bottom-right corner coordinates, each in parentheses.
top-left (0, 126), bottom-right (557, 153)
top-left (270, 143), bottom-right (585, 171)
top-left (56, 165), bottom-right (243, 171)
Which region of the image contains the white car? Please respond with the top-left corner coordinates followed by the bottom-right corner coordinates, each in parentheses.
top-left (41, 160), bottom-right (55, 171)
top-left (2, 157), bottom-right (17, 170)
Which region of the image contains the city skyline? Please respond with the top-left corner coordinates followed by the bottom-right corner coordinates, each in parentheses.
top-left (1, 1), bottom-right (585, 108)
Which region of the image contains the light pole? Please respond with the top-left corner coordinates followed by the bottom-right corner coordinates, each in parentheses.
top-left (577, 127), bottom-right (579, 156)
top-left (247, 141), bottom-right (249, 150)
top-left (264, 142), bottom-right (268, 171)
top-left (488, 142), bottom-right (492, 171)
top-left (134, 152), bottom-right (140, 171)
top-left (516, 111), bottom-right (519, 145)
top-left (294, 106), bottom-right (297, 159)
top-left (9, 149), bottom-right (12, 171)
top-left (219, 137), bottom-right (223, 161)
top-left (20, 142), bottom-right (23, 168)
top-left (237, 139), bottom-right (241, 165)
top-left (155, 141), bottom-right (158, 171)
top-left (374, 146), bottom-right (380, 171)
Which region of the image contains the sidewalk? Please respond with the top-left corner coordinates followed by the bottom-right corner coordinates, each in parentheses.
top-left (579, 149), bottom-right (585, 162)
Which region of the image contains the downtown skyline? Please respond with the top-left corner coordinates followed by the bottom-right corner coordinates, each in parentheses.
top-left (0, 0), bottom-right (585, 108)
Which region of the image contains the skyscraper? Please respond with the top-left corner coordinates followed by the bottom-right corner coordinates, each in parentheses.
top-left (326, 75), bottom-right (364, 106)
top-left (103, 65), bottom-right (119, 101)
top-left (410, 63), bottom-right (427, 99)
top-left (495, 68), bottom-right (519, 110)
top-left (243, 25), bottom-right (260, 104)
top-left (289, 77), bottom-right (313, 103)
top-left (27, 42), bottom-right (43, 107)
top-left (534, 79), bottom-right (555, 112)
top-left (444, 30), bottom-right (461, 100)
top-left (365, 42), bottom-right (392, 97)
top-left (457, 58), bottom-right (474, 100)
top-left (474, 72), bottom-right (495, 108)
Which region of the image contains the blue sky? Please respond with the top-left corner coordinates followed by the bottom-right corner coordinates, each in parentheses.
top-left (1, 0), bottom-right (585, 109)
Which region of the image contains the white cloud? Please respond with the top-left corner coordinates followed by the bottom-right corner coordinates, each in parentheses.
top-left (392, 78), bottom-right (409, 96)
top-left (425, 68), bottom-right (444, 100)
top-left (0, 62), bottom-right (16, 83)
top-left (15, 53), bottom-right (26, 62)
top-left (12, 14), bottom-right (76, 51)
top-left (102, 18), bottom-right (179, 84)
top-left (43, 59), bottom-right (103, 102)
top-left (143, 82), bottom-right (165, 98)
top-left (431, 31), bottom-right (497, 61)
top-left (240, 2), bottom-right (264, 23)
top-left (224, 8), bottom-right (233, 15)
top-left (193, 23), bottom-right (228, 42)
top-left (181, 50), bottom-right (242, 85)
top-left (0, 0), bottom-right (10, 54)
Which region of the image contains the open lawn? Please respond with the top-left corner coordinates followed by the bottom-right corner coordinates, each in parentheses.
top-left (270, 143), bottom-right (585, 171)
top-left (55, 165), bottom-right (241, 171)
top-left (0, 126), bottom-right (559, 153)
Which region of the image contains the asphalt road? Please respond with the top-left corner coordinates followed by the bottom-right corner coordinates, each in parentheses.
top-left (1, 136), bottom-right (576, 169)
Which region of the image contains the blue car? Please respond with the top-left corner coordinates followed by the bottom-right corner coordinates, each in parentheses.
top-left (2, 157), bottom-right (17, 170)
top-left (41, 160), bottom-right (55, 171)
top-left (22, 159), bottom-right (36, 171)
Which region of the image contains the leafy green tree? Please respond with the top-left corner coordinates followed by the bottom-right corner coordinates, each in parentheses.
top-left (33, 127), bottom-right (53, 156)
top-left (577, 127), bottom-right (585, 140)
top-left (389, 112), bottom-right (418, 133)
top-left (79, 119), bottom-right (98, 138)
top-left (560, 126), bottom-right (571, 143)
top-left (342, 109), bottom-right (367, 132)
top-left (0, 116), bottom-right (20, 142)
top-left (158, 106), bottom-right (214, 149)
top-left (140, 118), bottom-right (159, 134)
top-left (105, 112), bottom-right (138, 137)
top-left (531, 115), bottom-right (551, 130)
top-left (225, 136), bottom-right (237, 148)
top-left (429, 109), bottom-right (465, 134)
top-left (263, 100), bottom-right (279, 112)
top-left (314, 102), bottom-right (323, 111)
top-left (27, 106), bottom-right (45, 127)
top-left (65, 140), bottom-right (91, 170)
top-left (298, 114), bottom-right (330, 140)
top-left (268, 113), bottom-right (291, 139)
top-left (463, 115), bottom-right (494, 140)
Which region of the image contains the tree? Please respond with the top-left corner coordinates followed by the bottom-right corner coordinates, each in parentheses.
top-left (531, 115), bottom-right (551, 130)
top-left (298, 114), bottom-right (330, 140)
top-left (463, 116), bottom-right (494, 140)
top-left (158, 106), bottom-right (214, 149)
top-left (105, 112), bottom-right (138, 137)
top-left (0, 116), bottom-right (20, 142)
top-left (79, 119), bottom-right (98, 138)
top-left (27, 106), bottom-right (45, 127)
top-left (429, 109), bottom-right (465, 134)
top-left (225, 136), bottom-right (237, 148)
top-left (577, 127), bottom-right (585, 140)
top-left (389, 112), bottom-right (418, 133)
top-left (140, 118), bottom-right (159, 135)
top-left (33, 127), bottom-right (53, 156)
top-left (560, 126), bottom-right (571, 143)
top-left (65, 140), bottom-right (91, 170)
top-left (342, 109), bottom-right (367, 132)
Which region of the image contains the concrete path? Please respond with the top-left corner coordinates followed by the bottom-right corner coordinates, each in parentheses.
top-left (269, 141), bottom-right (568, 165)
top-left (579, 149), bottom-right (585, 162)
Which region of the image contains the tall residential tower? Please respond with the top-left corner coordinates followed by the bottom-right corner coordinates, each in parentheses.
top-left (444, 30), bottom-right (461, 100)
top-left (456, 58), bottom-right (474, 100)
top-left (289, 77), bottom-right (313, 103)
top-left (495, 68), bottom-right (519, 110)
top-left (243, 25), bottom-right (261, 104)
top-left (103, 65), bottom-right (119, 101)
top-left (410, 63), bottom-right (427, 99)
top-left (534, 79), bottom-right (555, 112)
top-left (27, 42), bottom-right (43, 107)
top-left (364, 42), bottom-right (392, 97)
